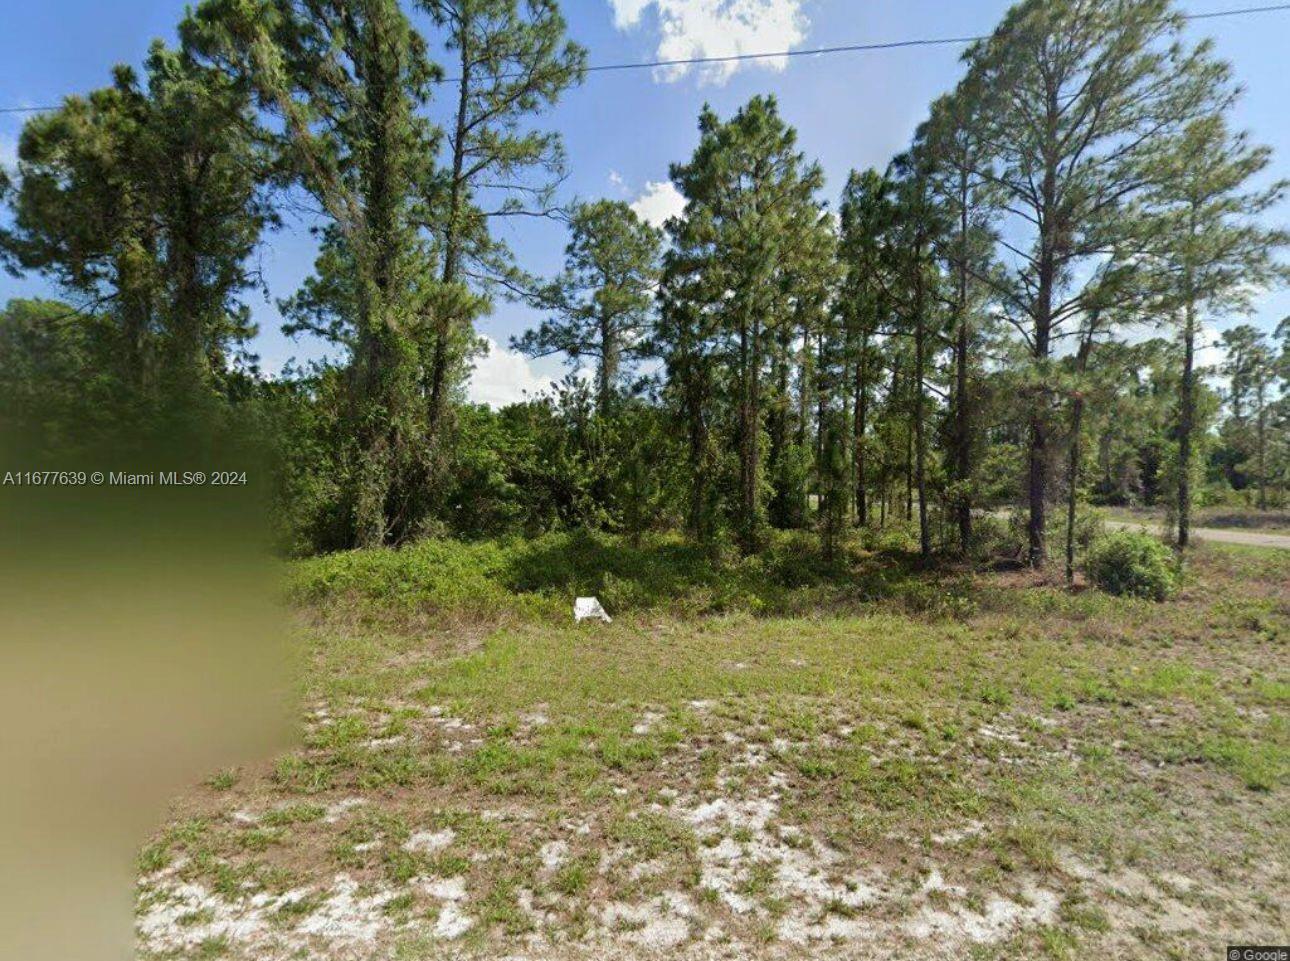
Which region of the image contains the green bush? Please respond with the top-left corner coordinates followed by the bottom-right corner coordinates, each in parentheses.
top-left (965, 514), bottom-right (1024, 561)
top-left (1085, 531), bottom-right (1177, 601)
top-left (287, 528), bottom-right (949, 622)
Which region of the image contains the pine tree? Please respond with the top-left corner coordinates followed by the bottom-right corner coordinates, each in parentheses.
top-left (920, 87), bottom-right (996, 555)
top-left (184, 0), bottom-right (441, 545)
top-left (1141, 110), bottom-right (1287, 546)
top-left (837, 169), bottom-right (890, 530)
top-left (878, 151), bottom-right (944, 561)
top-left (513, 200), bottom-right (661, 416)
top-left (662, 97), bottom-right (830, 554)
top-left (2, 42), bottom-right (271, 409)
top-left (420, 0), bottom-right (585, 445)
top-left (964, 0), bottom-right (1226, 567)
top-left (1221, 325), bottom-right (1278, 510)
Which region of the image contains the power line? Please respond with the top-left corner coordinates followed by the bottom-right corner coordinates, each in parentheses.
top-left (571, 34), bottom-right (989, 79)
top-left (443, 2), bottom-right (1290, 82)
top-left (2, 2), bottom-right (1287, 112)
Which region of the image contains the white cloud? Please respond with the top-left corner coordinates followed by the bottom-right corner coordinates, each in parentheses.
top-left (608, 169), bottom-right (627, 191)
top-left (630, 180), bottom-right (686, 227)
top-left (467, 337), bottom-right (555, 408)
top-left (607, 0), bottom-right (808, 85)
top-left (610, 0), bottom-right (653, 29)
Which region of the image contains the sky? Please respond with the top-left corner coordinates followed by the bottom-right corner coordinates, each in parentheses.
top-left (2, 0), bottom-right (1287, 405)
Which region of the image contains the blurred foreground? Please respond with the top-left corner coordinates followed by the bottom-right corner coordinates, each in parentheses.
top-left (0, 434), bottom-right (289, 961)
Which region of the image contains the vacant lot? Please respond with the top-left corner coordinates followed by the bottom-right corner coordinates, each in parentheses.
top-left (1105, 506), bottom-right (1290, 539)
top-left (137, 534), bottom-right (1288, 960)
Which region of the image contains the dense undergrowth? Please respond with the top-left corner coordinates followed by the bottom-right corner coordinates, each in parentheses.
top-left (286, 510), bottom-right (1188, 628)
top-left (287, 525), bottom-right (993, 624)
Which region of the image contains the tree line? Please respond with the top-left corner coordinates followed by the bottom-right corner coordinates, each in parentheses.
top-left (1, 0), bottom-right (1287, 567)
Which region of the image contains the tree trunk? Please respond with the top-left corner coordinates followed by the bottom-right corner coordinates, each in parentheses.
top-left (597, 312), bottom-right (617, 417)
top-left (737, 304), bottom-right (760, 555)
top-left (913, 264), bottom-right (930, 561)
top-left (168, 157), bottom-right (209, 402)
top-left (853, 337), bottom-right (868, 527)
top-left (954, 316), bottom-right (972, 554)
top-left (686, 364), bottom-right (709, 542)
top-left (1065, 394), bottom-right (1084, 587)
top-left (905, 431), bottom-right (913, 524)
top-left (767, 325), bottom-right (791, 527)
top-left (1177, 302), bottom-right (1196, 549)
top-left (116, 256), bottom-right (153, 397)
top-left (352, 38), bottom-right (403, 549)
top-left (427, 43), bottom-right (472, 437)
top-left (1065, 327), bottom-right (1095, 586)
top-left (953, 172), bottom-right (972, 554)
top-left (1027, 409), bottom-right (1049, 566)
top-left (748, 310), bottom-right (762, 550)
top-left (796, 326), bottom-right (810, 448)
top-left (815, 333), bottom-right (826, 478)
top-left (1028, 141), bottom-right (1059, 568)
top-left (688, 404), bottom-right (708, 540)
top-left (842, 364), bottom-right (852, 520)
top-left (1256, 383), bottom-right (1268, 511)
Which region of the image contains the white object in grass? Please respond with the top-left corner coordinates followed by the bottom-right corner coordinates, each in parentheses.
top-left (574, 596), bottom-right (612, 623)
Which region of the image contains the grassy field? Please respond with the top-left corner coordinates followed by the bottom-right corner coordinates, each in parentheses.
top-left (136, 532), bottom-right (1288, 960)
top-left (1104, 505), bottom-right (1290, 536)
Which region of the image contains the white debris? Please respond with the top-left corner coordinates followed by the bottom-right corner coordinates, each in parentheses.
top-left (137, 880), bottom-right (278, 949)
top-left (404, 829), bottom-right (455, 855)
top-left (905, 887), bottom-right (1060, 942)
top-left (297, 875), bottom-right (396, 943)
top-left (423, 877), bottom-right (467, 901)
top-left (539, 840), bottom-right (569, 870)
top-left (434, 902), bottom-right (474, 939)
top-left (322, 798), bottom-right (366, 824)
top-left (931, 821), bottom-right (986, 846)
top-left (574, 596), bottom-right (612, 623)
top-left (633, 710), bottom-right (663, 735)
top-left (600, 897), bottom-right (692, 949)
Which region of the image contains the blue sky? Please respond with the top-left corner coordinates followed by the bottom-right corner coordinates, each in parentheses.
top-left (2, 0), bottom-right (1287, 404)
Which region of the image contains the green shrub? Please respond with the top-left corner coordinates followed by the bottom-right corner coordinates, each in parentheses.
top-left (1073, 509), bottom-right (1105, 551)
top-left (289, 528), bottom-right (980, 623)
top-left (1085, 531), bottom-right (1177, 601)
top-left (965, 514), bottom-right (1024, 561)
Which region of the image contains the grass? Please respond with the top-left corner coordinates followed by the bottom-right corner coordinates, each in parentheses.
top-left (138, 531), bottom-right (1288, 961)
top-left (1104, 504), bottom-right (1290, 535)
top-left (289, 526), bottom-right (984, 626)
top-left (1193, 506), bottom-right (1290, 533)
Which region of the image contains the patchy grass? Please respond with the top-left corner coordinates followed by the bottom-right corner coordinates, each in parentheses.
top-left (140, 535), bottom-right (1288, 960)
top-left (1105, 505), bottom-right (1290, 535)
top-left (1194, 507), bottom-right (1290, 533)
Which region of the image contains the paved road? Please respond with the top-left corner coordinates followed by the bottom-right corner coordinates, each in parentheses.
top-left (1104, 517), bottom-right (1290, 550)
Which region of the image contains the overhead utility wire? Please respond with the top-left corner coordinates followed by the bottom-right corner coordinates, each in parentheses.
top-left (0, 2), bottom-right (1286, 112)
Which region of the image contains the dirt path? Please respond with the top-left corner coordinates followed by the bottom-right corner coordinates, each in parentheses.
top-left (1104, 517), bottom-right (1290, 549)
